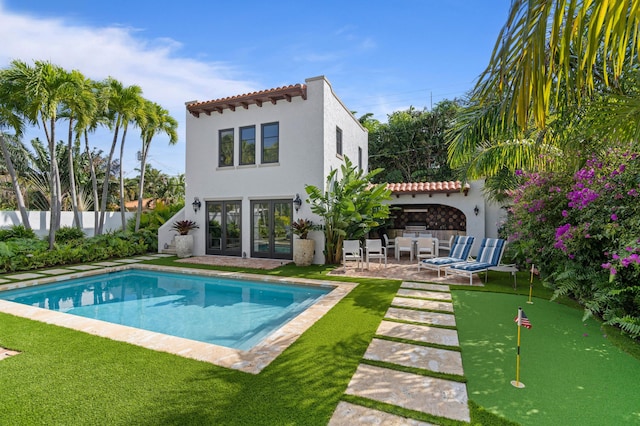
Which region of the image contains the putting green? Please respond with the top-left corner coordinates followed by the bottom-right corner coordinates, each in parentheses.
top-left (452, 291), bottom-right (640, 425)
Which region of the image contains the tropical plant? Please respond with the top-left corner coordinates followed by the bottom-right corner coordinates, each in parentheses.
top-left (291, 218), bottom-right (316, 239)
top-left (98, 78), bottom-right (143, 234)
top-left (0, 93), bottom-right (31, 229)
top-left (448, 0), bottom-right (640, 200)
top-left (305, 156), bottom-right (391, 264)
top-left (171, 220), bottom-right (199, 236)
top-left (135, 101), bottom-right (178, 231)
top-left (1, 60), bottom-right (73, 248)
top-left (367, 102), bottom-right (458, 183)
top-left (502, 146), bottom-right (640, 338)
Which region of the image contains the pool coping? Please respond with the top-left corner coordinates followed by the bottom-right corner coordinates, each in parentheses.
top-left (0, 263), bottom-right (358, 374)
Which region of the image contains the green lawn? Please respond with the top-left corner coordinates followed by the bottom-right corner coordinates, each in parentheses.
top-left (0, 264), bottom-right (400, 425)
top-left (0, 260), bottom-right (638, 425)
top-left (453, 290), bottom-right (640, 425)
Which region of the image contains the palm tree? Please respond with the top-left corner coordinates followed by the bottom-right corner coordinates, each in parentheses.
top-left (449, 0), bottom-right (640, 198)
top-left (2, 60), bottom-right (73, 248)
top-left (135, 101), bottom-right (178, 231)
top-left (475, 0), bottom-right (640, 130)
top-left (97, 78), bottom-right (143, 234)
top-left (60, 70), bottom-right (97, 229)
top-left (0, 80), bottom-right (31, 229)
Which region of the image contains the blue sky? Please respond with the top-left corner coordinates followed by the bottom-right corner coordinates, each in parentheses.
top-left (0, 1), bottom-right (511, 176)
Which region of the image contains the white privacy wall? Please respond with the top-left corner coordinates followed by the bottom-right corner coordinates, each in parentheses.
top-left (0, 211), bottom-right (133, 237)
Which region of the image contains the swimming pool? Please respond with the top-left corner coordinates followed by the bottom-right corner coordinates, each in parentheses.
top-left (0, 264), bottom-right (356, 372)
top-left (0, 269), bottom-right (330, 351)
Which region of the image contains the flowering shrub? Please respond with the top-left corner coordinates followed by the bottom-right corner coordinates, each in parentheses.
top-left (502, 147), bottom-right (640, 338)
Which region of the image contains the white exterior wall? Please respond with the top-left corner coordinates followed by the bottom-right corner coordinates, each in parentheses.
top-left (184, 76), bottom-right (367, 263)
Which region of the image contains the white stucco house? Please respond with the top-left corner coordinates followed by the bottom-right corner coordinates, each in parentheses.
top-left (159, 75), bottom-right (503, 263)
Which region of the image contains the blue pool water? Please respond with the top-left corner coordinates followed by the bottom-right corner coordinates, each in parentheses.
top-left (0, 269), bottom-right (331, 350)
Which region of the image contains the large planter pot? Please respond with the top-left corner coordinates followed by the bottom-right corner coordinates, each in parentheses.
top-left (293, 238), bottom-right (315, 266)
top-left (175, 234), bottom-right (194, 258)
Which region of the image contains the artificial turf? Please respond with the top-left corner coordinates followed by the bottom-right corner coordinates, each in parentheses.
top-left (0, 270), bottom-right (401, 425)
top-left (452, 290), bottom-right (640, 425)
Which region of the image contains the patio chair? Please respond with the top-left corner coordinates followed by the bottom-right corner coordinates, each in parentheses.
top-left (402, 231), bottom-right (416, 238)
top-left (439, 235), bottom-right (455, 254)
top-left (444, 238), bottom-right (506, 285)
top-left (417, 235), bottom-right (475, 276)
top-left (365, 238), bottom-right (387, 268)
top-left (415, 237), bottom-right (437, 261)
top-left (342, 240), bottom-right (363, 271)
top-left (418, 233), bottom-right (433, 238)
top-left (395, 237), bottom-right (413, 261)
top-left (383, 234), bottom-right (395, 253)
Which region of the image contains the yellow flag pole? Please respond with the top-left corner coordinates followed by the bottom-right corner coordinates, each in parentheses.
top-left (527, 264), bottom-right (534, 304)
top-left (511, 307), bottom-right (526, 388)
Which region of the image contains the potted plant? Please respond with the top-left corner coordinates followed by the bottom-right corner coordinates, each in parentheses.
top-left (292, 218), bottom-right (317, 266)
top-left (171, 220), bottom-right (199, 258)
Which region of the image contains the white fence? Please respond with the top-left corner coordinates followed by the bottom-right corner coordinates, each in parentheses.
top-left (0, 211), bottom-right (135, 237)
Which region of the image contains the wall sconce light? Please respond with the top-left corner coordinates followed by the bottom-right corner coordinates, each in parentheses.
top-left (192, 197), bottom-right (202, 213)
top-left (474, 205), bottom-right (480, 216)
top-left (293, 194), bottom-right (302, 212)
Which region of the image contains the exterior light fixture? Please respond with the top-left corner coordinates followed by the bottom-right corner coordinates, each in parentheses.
top-left (192, 197), bottom-right (202, 213)
top-left (293, 194), bottom-right (302, 212)
top-left (474, 205), bottom-right (480, 216)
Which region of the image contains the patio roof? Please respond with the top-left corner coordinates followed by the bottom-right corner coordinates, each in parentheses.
top-left (186, 84), bottom-right (307, 117)
top-left (386, 181), bottom-right (470, 196)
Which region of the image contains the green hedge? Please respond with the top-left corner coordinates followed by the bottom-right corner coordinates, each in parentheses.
top-left (0, 226), bottom-right (157, 273)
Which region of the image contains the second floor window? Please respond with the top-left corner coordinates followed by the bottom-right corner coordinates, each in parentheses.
top-left (219, 129), bottom-right (234, 167)
top-left (336, 126), bottom-right (343, 156)
top-left (240, 126), bottom-right (256, 165)
top-left (262, 122), bottom-right (279, 163)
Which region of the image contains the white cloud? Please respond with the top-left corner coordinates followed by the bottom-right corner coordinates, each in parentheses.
top-left (0, 3), bottom-right (260, 175)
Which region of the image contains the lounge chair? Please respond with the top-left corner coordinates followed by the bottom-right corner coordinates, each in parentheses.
top-left (417, 235), bottom-right (475, 276)
top-left (444, 238), bottom-right (506, 285)
top-left (342, 240), bottom-right (363, 271)
top-left (365, 238), bottom-right (387, 268)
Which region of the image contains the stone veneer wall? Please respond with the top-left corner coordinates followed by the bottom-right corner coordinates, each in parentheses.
top-left (391, 204), bottom-right (466, 231)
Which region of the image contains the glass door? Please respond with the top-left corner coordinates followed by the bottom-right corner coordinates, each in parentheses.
top-left (251, 199), bottom-right (292, 259)
top-left (206, 200), bottom-right (242, 256)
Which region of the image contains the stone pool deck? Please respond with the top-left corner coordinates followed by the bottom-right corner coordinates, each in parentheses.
top-left (0, 255), bottom-right (356, 374)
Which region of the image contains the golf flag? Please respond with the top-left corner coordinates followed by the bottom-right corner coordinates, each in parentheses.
top-left (514, 309), bottom-right (532, 329)
top-left (511, 306), bottom-right (532, 388)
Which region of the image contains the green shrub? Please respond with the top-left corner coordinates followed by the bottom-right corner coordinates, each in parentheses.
top-left (55, 226), bottom-right (86, 244)
top-left (0, 225), bottom-right (37, 241)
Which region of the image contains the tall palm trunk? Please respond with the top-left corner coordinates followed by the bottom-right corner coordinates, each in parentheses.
top-left (67, 117), bottom-right (81, 228)
top-left (45, 117), bottom-right (61, 249)
top-left (84, 130), bottom-right (100, 235)
top-left (0, 134), bottom-right (31, 230)
top-left (135, 145), bottom-right (149, 232)
top-left (98, 116), bottom-right (120, 235)
top-left (118, 123), bottom-right (129, 231)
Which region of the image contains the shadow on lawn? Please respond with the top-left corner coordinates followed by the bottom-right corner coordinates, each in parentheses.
top-left (127, 334), bottom-right (372, 425)
top-left (124, 274), bottom-right (396, 425)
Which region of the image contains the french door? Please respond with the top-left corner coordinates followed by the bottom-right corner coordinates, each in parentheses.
top-left (251, 199), bottom-right (293, 259)
top-left (206, 200), bottom-right (242, 256)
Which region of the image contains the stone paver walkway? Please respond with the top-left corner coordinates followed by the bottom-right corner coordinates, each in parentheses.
top-left (330, 281), bottom-right (470, 424)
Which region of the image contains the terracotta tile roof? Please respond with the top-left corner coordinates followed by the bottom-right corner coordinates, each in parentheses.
top-left (385, 181), bottom-right (470, 195)
top-left (187, 83), bottom-right (307, 117)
